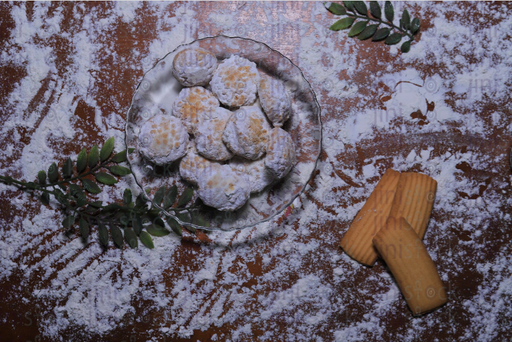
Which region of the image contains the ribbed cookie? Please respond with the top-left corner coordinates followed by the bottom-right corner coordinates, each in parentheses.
top-left (387, 172), bottom-right (437, 239)
top-left (373, 217), bottom-right (447, 316)
top-left (340, 169), bottom-right (401, 266)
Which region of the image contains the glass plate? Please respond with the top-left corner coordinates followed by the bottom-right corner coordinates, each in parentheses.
top-left (125, 35), bottom-right (322, 231)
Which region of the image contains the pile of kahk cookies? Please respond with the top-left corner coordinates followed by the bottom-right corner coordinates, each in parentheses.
top-left (138, 47), bottom-right (296, 212)
top-left (341, 170), bottom-right (447, 316)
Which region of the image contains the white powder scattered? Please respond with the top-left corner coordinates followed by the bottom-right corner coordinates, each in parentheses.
top-left (0, 1), bottom-right (511, 341)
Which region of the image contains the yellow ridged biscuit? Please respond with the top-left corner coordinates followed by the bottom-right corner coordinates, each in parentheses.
top-left (373, 217), bottom-right (447, 316)
top-left (386, 172), bottom-right (437, 239)
top-left (340, 169), bottom-right (401, 266)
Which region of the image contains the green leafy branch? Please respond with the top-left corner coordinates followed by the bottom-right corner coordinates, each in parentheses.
top-left (326, 1), bottom-right (421, 52)
top-left (0, 137), bottom-right (208, 250)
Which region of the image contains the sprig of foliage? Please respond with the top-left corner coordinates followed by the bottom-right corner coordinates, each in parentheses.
top-left (0, 137), bottom-right (208, 250)
top-left (326, 1), bottom-right (421, 52)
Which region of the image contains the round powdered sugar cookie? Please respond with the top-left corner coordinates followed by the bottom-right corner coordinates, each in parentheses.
top-left (172, 47), bottom-right (218, 87)
top-left (197, 164), bottom-right (250, 211)
top-left (195, 107), bottom-right (234, 161)
top-left (138, 114), bottom-right (189, 165)
top-left (172, 86), bottom-right (219, 134)
top-left (210, 55), bottom-right (260, 108)
top-left (222, 106), bottom-right (271, 160)
top-left (230, 157), bottom-right (274, 194)
top-left (265, 127), bottom-right (296, 179)
top-left (258, 73), bottom-right (292, 127)
top-left (179, 145), bottom-right (221, 186)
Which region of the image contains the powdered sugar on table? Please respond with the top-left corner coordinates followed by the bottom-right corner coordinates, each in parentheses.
top-left (0, 2), bottom-right (511, 341)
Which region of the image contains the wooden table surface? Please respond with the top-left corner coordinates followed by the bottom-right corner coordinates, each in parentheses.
top-left (1, 1), bottom-right (511, 341)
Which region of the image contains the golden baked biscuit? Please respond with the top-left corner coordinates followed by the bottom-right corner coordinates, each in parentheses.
top-left (340, 169), bottom-right (401, 266)
top-left (197, 164), bottom-right (251, 211)
top-left (373, 217), bottom-right (447, 316)
top-left (230, 157), bottom-right (274, 194)
top-left (195, 107), bottom-right (234, 161)
top-left (265, 127), bottom-right (296, 179)
top-left (222, 106), bottom-right (271, 160)
top-left (138, 114), bottom-right (189, 165)
top-left (172, 86), bottom-right (219, 134)
top-left (259, 73), bottom-right (292, 127)
top-left (210, 55), bottom-right (260, 108)
top-left (179, 145), bottom-right (220, 186)
top-left (172, 47), bottom-right (218, 87)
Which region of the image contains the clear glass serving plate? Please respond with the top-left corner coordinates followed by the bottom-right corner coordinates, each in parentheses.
top-left (125, 35), bottom-right (322, 231)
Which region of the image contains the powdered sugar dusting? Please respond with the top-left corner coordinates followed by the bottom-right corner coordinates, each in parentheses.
top-left (0, 1), bottom-right (511, 341)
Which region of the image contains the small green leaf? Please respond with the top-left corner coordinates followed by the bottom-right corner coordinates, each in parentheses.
top-left (103, 203), bottom-right (122, 212)
top-left (163, 185), bottom-right (178, 209)
top-left (166, 217), bottom-right (182, 236)
top-left (54, 189), bottom-right (69, 206)
top-left (184, 225), bottom-right (196, 234)
top-left (135, 193), bottom-right (147, 209)
top-left (372, 27), bottom-right (391, 41)
top-left (343, 1), bottom-right (354, 11)
top-left (402, 9), bottom-right (410, 30)
top-left (348, 21), bottom-right (367, 37)
top-left (384, 1), bottom-right (394, 23)
top-left (70, 184), bottom-right (87, 207)
top-left (153, 216), bottom-right (165, 228)
top-left (85, 205), bottom-right (98, 214)
top-left (193, 212), bottom-right (211, 228)
top-left (69, 183), bottom-right (81, 195)
top-left (123, 189), bottom-right (132, 205)
top-left (77, 148), bottom-right (87, 173)
top-left (124, 228), bottom-right (138, 248)
top-left (411, 18), bottom-right (420, 35)
top-left (79, 217), bottom-right (89, 241)
top-left (95, 172), bottom-right (118, 185)
top-left (90, 200), bottom-right (103, 208)
top-left (146, 223), bottom-right (170, 237)
top-left (176, 211), bottom-right (191, 224)
top-left (118, 212), bottom-right (130, 227)
top-left (327, 3), bottom-right (346, 15)
top-left (111, 225), bottom-right (124, 249)
top-left (88, 145), bottom-right (99, 169)
top-left (401, 40), bottom-right (411, 53)
top-left (133, 215), bottom-right (143, 235)
top-left (153, 186), bottom-right (166, 206)
top-left (41, 193), bottom-right (50, 205)
top-left (48, 162), bottom-right (59, 183)
top-left (100, 137), bottom-right (115, 162)
top-left (358, 24), bottom-right (378, 40)
top-left (38, 171), bottom-right (46, 184)
top-left (369, 1), bottom-right (381, 18)
top-left (111, 150), bottom-right (127, 163)
top-left (385, 32), bottom-right (403, 45)
top-left (62, 215), bottom-right (75, 228)
top-left (330, 17), bottom-right (355, 31)
top-left (25, 182), bottom-right (37, 190)
top-left (176, 188), bottom-right (194, 208)
top-left (109, 165), bottom-right (131, 177)
top-left (128, 148), bottom-right (135, 154)
top-left (82, 178), bottom-right (101, 194)
top-left (98, 222), bottom-right (109, 248)
top-left (62, 158), bottom-right (72, 180)
top-left (353, 1), bottom-right (367, 15)
top-left (139, 231), bottom-right (154, 249)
